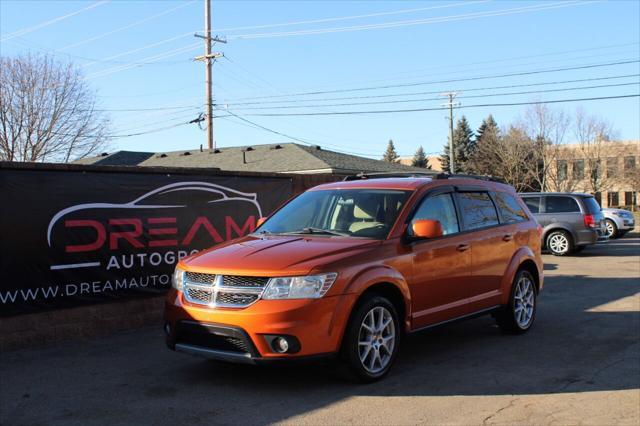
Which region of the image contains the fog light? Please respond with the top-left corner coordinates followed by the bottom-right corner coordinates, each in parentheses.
top-left (273, 337), bottom-right (289, 353)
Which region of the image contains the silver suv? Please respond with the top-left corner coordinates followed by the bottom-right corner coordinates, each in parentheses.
top-left (602, 208), bottom-right (636, 238)
top-left (520, 193), bottom-right (606, 256)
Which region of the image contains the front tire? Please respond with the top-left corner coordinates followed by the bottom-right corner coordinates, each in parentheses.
top-left (496, 269), bottom-right (537, 334)
top-left (342, 295), bottom-right (400, 382)
top-left (546, 230), bottom-right (572, 256)
top-left (605, 219), bottom-right (618, 239)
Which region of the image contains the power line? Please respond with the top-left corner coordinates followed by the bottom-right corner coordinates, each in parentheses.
top-left (215, 93), bottom-right (640, 117)
top-left (331, 42), bottom-right (639, 85)
top-left (84, 43), bottom-right (200, 79)
top-left (216, 42), bottom-right (638, 101)
top-left (227, 1), bottom-right (599, 39)
top-left (220, 73), bottom-right (640, 105)
top-left (216, 1), bottom-right (488, 32)
top-left (90, 74), bottom-right (639, 113)
top-left (221, 109), bottom-right (403, 158)
top-left (0, 1), bottom-right (109, 42)
top-left (58, 1), bottom-right (196, 51)
top-left (220, 81), bottom-right (640, 110)
top-left (226, 58), bottom-right (640, 100)
top-left (80, 32), bottom-right (195, 68)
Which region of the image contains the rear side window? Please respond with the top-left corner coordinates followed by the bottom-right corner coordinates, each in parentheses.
top-left (545, 196), bottom-right (580, 213)
top-left (411, 193), bottom-right (460, 235)
top-left (457, 192), bottom-right (499, 230)
top-left (522, 196), bottom-right (541, 213)
top-left (582, 196), bottom-right (602, 214)
top-left (494, 192), bottom-right (529, 223)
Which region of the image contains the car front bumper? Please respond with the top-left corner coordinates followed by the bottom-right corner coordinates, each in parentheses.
top-left (618, 218), bottom-right (635, 231)
top-left (164, 289), bottom-right (357, 362)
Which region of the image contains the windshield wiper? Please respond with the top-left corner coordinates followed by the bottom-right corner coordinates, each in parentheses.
top-left (282, 227), bottom-right (350, 237)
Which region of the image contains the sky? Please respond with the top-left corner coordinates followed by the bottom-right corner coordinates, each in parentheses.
top-left (1, 0), bottom-right (639, 160)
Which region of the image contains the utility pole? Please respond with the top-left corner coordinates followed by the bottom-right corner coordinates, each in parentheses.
top-left (195, 0), bottom-right (226, 150)
top-left (441, 92), bottom-right (460, 174)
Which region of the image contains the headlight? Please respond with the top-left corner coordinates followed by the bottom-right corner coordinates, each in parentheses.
top-left (172, 266), bottom-right (185, 290)
top-left (262, 273), bottom-right (338, 299)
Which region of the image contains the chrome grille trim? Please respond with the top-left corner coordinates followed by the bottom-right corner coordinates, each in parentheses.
top-left (182, 273), bottom-right (268, 308)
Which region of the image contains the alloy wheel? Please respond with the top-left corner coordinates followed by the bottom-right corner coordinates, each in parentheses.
top-left (548, 233), bottom-right (569, 254)
top-left (513, 275), bottom-right (535, 329)
top-left (605, 220), bottom-right (616, 238)
top-left (358, 306), bottom-right (396, 374)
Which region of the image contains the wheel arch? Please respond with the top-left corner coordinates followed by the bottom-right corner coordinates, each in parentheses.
top-left (542, 225), bottom-right (576, 248)
top-left (500, 247), bottom-right (543, 304)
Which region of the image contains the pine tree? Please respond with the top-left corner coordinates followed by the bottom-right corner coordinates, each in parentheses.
top-left (382, 139), bottom-right (399, 162)
top-left (453, 116), bottom-right (475, 172)
top-left (440, 140), bottom-right (451, 173)
top-left (440, 115), bottom-right (475, 173)
top-left (411, 146), bottom-right (428, 168)
top-left (469, 115), bottom-right (501, 176)
top-left (476, 115), bottom-right (499, 147)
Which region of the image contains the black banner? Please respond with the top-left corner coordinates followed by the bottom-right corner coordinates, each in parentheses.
top-left (0, 167), bottom-right (292, 316)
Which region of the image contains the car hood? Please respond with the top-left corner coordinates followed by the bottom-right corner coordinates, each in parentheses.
top-left (181, 235), bottom-right (381, 276)
top-left (603, 208), bottom-right (632, 217)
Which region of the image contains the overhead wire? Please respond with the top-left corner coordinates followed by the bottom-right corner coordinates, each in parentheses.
top-left (0, 1), bottom-right (109, 42)
top-left (58, 1), bottom-right (196, 51)
top-left (227, 1), bottom-right (599, 39)
top-left (215, 94), bottom-right (640, 117)
top-left (219, 73), bottom-right (640, 106)
top-left (221, 81), bottom-right (640, 111)
top-left (215, 1), bottom-right (489, 32)
top-left (226, 59), bottom-right (640, 100)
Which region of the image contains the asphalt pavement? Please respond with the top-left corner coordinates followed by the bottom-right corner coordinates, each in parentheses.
top-left (1, 238), bottom-right (639, 425)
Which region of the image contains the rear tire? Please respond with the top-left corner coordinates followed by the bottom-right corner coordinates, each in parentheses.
top-left (341, 295), bottom-right (401, 382)
top-left (496, 269), bottom-right (537, 334)
top-left (605, 219), bottom-right (618, 239)
top-left (546, 230), bottom-right (572, 256)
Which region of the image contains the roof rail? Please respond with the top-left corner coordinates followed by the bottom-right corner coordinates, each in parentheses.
top-left (343, 171), bottom-right (435, 181)
top-left (435, 173), bottom-right (506, 183)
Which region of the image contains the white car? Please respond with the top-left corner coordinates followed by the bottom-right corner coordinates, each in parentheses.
top-left (602, 208), bottom-right (636, 238)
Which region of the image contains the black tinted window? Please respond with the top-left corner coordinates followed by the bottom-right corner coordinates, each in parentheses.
top-left (457, 192), bottom-right (499, 230)
top-left (495, 192), bottom-right (529, 223)
top-left (411, 193), bottom-right (459, 235)
top-left (546, 196), bottom-right (580, 213)
top-left (523, 196), bottom-right (541, 213)
top-left (583, 197), bottom-right (602, 214)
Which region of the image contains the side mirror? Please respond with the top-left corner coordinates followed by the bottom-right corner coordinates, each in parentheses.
top-left (256, 217), bottom-right (267, 228)
top-left (411, 219), bottom-right (443, 239)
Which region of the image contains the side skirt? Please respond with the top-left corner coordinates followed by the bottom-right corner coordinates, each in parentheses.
top-left (409, 305), bottom-right (502, 334)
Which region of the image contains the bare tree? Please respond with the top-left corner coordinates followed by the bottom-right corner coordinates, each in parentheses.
top-left (468, 126), bottom-right (538, 191)
top-left (517, 103), bottom-right (570, 191)
top-left (573, 108), bottom-right (617, 195)
top-left (0, 54), bottom-right (110, 163)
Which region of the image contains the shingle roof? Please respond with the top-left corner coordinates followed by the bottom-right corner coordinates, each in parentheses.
top-left (75, 143), bottom-right (435, 175)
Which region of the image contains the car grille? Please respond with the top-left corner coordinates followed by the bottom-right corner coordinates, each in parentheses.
top-left (223, 275), bottom-right (269, 287)
top-left (186, 287), bottom-right (214, 304)
top-left (216, 292), bottom-right (259, 305)
top-left (175, 322), bottom-right (252, 355)
top-left (182, 273), bottom-right (268, 308)
top-left (185, 271), bottom-right (216, 284)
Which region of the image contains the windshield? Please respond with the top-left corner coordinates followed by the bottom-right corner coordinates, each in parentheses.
top-left (256, 189), bottom-right (412, 239)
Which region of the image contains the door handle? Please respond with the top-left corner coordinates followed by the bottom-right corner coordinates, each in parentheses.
top-left (503, 234), bottom-right (514, 242)
top-left (456, 244), bottom-right (470, 252)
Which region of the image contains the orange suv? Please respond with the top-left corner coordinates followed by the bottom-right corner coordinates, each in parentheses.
top-left (164, 173), bottom-right (543, 381)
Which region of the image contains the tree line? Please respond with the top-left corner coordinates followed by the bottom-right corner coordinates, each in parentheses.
top-left (382, 105), bottom-right (636, 195)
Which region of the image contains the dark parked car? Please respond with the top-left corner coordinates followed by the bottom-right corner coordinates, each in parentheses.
top-left (519, 192), bottom-right (606, 256)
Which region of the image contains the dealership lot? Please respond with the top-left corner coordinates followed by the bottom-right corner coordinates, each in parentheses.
top-left (1, 238), bottom-right (639, 425)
